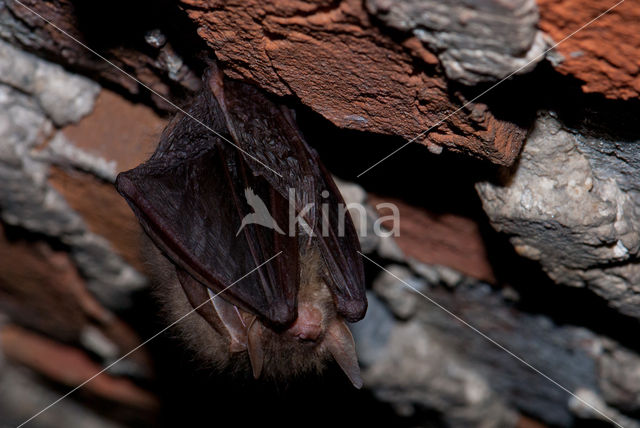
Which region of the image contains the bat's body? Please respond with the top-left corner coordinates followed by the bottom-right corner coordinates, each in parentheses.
top-left (148, 240), bottom-right (360, 384)
top-left (116, 64), bottom-right (367, 387)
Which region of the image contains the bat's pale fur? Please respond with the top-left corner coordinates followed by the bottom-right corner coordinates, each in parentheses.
top-left (143, 236), bottom-right (337, 381)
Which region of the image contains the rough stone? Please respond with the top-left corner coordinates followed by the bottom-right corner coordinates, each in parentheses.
top-left (598, 340), bottom-right (640, 413)
top-left (0, 325), bottom-right (159, 412)
top-left (372, 264), bottom-right (427, 319)
top-left (0, 46), bottom-right (147, 310)
top-left (476, 114), bottom-right (640, 319)
top-left (354, 261), bottom-right (640, 427)
top-left (348, 291), bottom-right (395, 368)
top-left (0, 89), bottom-right (145, 307)
top-left (4, 0), bottom-right (639, 164)
top-left (0, 361), bottom-right (126, 428)
top-left (0, 0), bottom-right (531, 164)
top-left (408, 260), bottom-right (467, 288)
top-left (360, 319), bottom-right (520, 427)
top-left (182, 0), bottom-right (527, 165)
top-left (569, 389), bottom-right (640, 428)
top-left (37, 132), bottom-right (118, 182)
top-left (49, 89), bottom-right (167, 272)
top-left (0, 0), bottom-right (200, 104)
top-left (376, 233), bottom-right (406, 263)
top-left (61, 90), bottom-right (166, 174)
top-left (0, 39), bottom-right (100, 126)
top-left (48, 167), bottom-right (146, 273)
top-left (334, 177), bottom-right (381, 253)
top-left (538, 0), bottom-right (640, 100)
top-left (1, 3), bottom-right (639, 427)
top-left (366, 0), bottom-right (549, 86)
top-left (0, 224), bottom-right (152, 373)
top-left (0, 225), bottom-right (98, 342)
top-left (369, 195), bottom-right (495, 282)
top-left (0, 83), bottom-right (82, 236)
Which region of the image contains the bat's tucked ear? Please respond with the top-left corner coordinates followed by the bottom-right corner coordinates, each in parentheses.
top-left (205, 62), bottom-right (226, 111)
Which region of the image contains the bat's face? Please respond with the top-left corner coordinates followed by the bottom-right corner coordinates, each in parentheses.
top-left (150, 242), bottom-right (362, 387)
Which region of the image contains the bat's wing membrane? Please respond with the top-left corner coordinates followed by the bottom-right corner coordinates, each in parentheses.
top-left (208, 73), bottom-right (367, 322)
top-left (310, 159), bottom-right (367, 322)
top-left (118, 66), bottom-right (365, 325)
top-left (116, 139), bottom-right (299, 327)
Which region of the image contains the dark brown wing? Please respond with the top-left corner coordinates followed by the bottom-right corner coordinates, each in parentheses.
top-left (311, 156), bottom-right (367, 322)
top-left (206, 67), bottom-right (367, 322)
top-left (115, 94), bottom-right (299, 327)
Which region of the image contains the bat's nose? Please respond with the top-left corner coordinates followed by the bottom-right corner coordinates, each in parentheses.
top-left (287, 304), bottom-right (323, 342)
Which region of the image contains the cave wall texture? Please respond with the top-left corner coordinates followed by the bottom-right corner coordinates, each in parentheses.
top-left (0, 0), bottom-right (639, 427)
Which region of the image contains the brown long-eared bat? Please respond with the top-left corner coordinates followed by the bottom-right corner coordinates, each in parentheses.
top-left (115, 63), bottom-right (367, 387)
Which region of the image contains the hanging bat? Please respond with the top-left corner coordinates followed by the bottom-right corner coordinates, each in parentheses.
top-left (115, 63), bottom-right (367, 387)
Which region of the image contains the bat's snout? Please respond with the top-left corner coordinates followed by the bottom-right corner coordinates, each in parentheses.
top-left (286, 304), bottom-right (323, 342)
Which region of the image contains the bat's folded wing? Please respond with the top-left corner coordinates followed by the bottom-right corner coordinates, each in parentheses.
top-left (210, 78), bottom-right (367, 323)
top-left (312, 160), bottom-right (368, 322)
top-left (116, 144), bottom-right (299, 327)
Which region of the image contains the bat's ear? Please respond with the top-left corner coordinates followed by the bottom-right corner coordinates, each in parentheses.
top-left (205, 61), bottom-right (225, 104)
top-left (326, 319), bottom-right (363, 389)
top-left (204, 62), bottom-right (241, 143)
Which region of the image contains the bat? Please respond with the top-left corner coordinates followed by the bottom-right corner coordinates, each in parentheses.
top-left (115, 63), bottom-right (367, 387)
